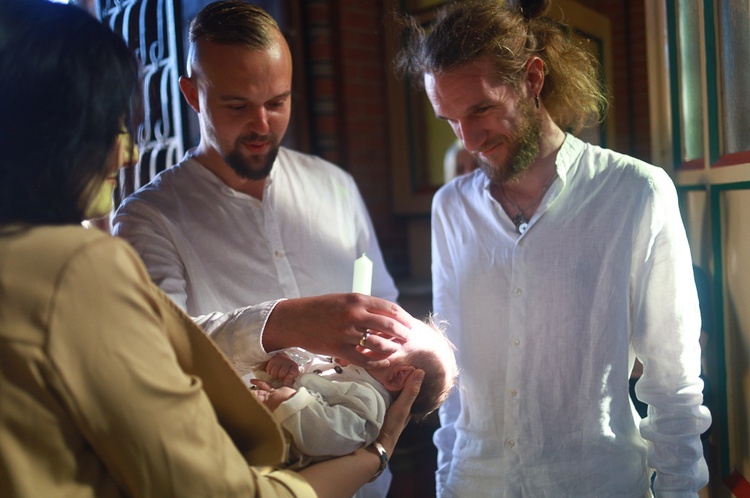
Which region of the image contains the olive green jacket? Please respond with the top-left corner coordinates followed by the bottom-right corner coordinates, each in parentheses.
top-left (0, 225), bottom-right (313, 497)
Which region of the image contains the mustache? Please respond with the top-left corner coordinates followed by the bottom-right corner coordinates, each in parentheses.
top-left (480, 136), bottom-right (510, 154)
top-left (239, 133), bottom-right (274, 143)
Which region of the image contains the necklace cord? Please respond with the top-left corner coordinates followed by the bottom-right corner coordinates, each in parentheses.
top-left (498, 172), bottom-right (557, 229)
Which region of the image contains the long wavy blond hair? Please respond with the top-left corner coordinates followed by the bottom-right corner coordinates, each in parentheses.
top-left (394, 0), bottom-right (608, 134)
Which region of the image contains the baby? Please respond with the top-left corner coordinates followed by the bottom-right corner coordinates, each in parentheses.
top-left (251, 315), bottom-right (457, 469)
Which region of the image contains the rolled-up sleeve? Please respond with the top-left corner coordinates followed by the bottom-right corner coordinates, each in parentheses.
top-left (630, 170), bottom-right (712, 496)
top-left (197, 299), bottom-right (285, 375)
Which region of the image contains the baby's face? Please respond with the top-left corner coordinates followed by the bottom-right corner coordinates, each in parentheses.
top-left (371, 317), bottom-right (435, 365)
top-left (366, 317), bottom-right (457, 391)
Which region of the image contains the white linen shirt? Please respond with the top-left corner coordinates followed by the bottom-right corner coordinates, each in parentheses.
top-left (114, 148), bottom-right (397, 498)
top-left (432, 134), bottom-right (711, 497)
top-left (113, 147), bottom-right (398, 373)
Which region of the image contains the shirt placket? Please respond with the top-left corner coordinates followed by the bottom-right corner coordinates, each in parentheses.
top-left (262, 196), bottom-right (300, 298)
top-left (503, 238), bottom-right (526, 487)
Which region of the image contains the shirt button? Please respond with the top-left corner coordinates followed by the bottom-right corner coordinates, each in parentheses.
top-left (513, 288), bottom-right (523, 296)
top-left (505, 439), bottom-right (515, 448)
top-left (509, 389), bottom-right (518, 397)
top-left (512, 339), bottom-right (521, 346)
top-left (274, 250), bottom-right (281, 257)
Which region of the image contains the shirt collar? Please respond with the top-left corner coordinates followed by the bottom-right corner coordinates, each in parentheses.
top-left (181, 149), bottom-right (277, 200)
top-left (554, 133), bottom-right (585, 185)
top-left (478, 133), bottom-right (585, 188)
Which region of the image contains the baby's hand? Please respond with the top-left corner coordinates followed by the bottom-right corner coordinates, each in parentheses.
top-left (266, 353), bottom-right (301, 387)
top-left (250, 379), bottom-right (297, 411)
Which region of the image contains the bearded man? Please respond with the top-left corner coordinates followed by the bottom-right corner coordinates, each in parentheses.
top-left (113, 5), bottom-right (401, 496)
top-left (396, 0), bottom-right (711, 496)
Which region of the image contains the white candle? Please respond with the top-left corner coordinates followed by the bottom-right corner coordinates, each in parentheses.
top-left (352, 253), bottom-right (373, 295)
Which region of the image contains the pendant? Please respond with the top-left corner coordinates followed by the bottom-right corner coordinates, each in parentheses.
top-left (512, 213), bottom-right (529, 234)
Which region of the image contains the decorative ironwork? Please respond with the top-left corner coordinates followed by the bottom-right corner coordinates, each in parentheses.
top-left (98, 0), bottom-right (186, 203)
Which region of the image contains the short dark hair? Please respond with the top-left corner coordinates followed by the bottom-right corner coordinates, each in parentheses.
top-left (394, 0), bottom-right (607, 134)
top-left (0, 0), bottom-right (139, 225)
top-left (188, 0), bottom-right (280, 50)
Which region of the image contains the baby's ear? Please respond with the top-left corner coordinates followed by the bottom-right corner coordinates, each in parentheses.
top-left (384, 365), bottom-right (416, 391)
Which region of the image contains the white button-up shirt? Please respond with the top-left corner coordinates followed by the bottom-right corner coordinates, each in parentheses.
top-left (432, 134), bottom-right (711, 497)
top-left (113, 147), bottom-right (398, 371)
top-left (114, 147), bottom-right (398, 498)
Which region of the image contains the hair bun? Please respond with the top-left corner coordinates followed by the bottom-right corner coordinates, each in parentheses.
top-left (515, 0), bottom-right (551, 19)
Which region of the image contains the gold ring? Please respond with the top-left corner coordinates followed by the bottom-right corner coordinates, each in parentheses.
top-left (359, 330), bottom-right (370, 348)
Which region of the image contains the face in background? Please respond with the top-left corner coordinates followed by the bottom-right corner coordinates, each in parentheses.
top-left (180, 31), bottom-right (293, 181)
top-left (84, 130), bottom-right (139, 220)
top-left (454, 148), bottom-right (480, 177)
top-left (444, 141), bottom-right (481, 182)
top-left (426, 57), bottom-right (542, 184)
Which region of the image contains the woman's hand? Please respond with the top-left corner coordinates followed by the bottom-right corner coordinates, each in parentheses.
top-left (295, 368), bottom-right (424, 498)
top-left (375, 368), bottom-right (424, 455)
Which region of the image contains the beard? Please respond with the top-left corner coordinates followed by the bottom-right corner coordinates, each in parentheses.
top-left (224, 132), bottom-right (280, 181)
top-left (479, 97), bottom-right (542, 184)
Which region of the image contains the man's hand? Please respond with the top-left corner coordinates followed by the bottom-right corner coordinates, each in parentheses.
top-left (263, 294), bottom-right (413, 369)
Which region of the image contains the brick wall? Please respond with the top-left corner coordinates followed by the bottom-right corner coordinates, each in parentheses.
top-left (303, 0), bottom-right (410, 278)
top-left (576, 0), bottom-right (652, 163)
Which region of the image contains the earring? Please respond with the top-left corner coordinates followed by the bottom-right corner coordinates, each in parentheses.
top-left (534, 94), bottom-right (540, 109)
